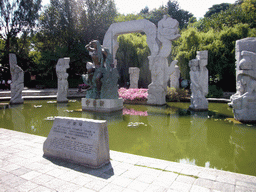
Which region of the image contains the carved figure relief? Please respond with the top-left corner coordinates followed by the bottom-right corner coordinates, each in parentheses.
top-left (230, 38), bottom-right (256, 123)
top-left (56, 57), bottom-right (70, 102)
top-left (189, 51), bottom-right (209, 111)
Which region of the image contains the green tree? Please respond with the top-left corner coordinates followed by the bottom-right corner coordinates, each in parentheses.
top-left (204, 3), bottom-right (231, 18)
top-left (193, 1), bottom-right (256, 31)
top-left (146, 6), bottom-right (168, 26)
top-left (140, 6), bottom-right (149, 14)
top-left (0, 0), bottom-right (42, 53)
top-left (116, 33), bottom-right (150, 87)
top-left (167, 0), bottom-right (193, 29)
top-left (34, 0), bottom-right (117, 80)
top-left (115, 13), bottom-right (144, 23)
top-left (173, 23), bottom-right (254, 91)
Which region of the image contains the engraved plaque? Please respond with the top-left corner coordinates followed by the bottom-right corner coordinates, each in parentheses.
top-left (43, 117), bottom-right (109, 168)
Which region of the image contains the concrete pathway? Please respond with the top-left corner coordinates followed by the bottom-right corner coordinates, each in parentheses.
top-left (1, 128), bottom-right (256, 192)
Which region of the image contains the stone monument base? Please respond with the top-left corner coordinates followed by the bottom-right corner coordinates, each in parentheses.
top-left (233, 102), bottom-right (256, 123)
top-left (82, 98), bottom-right (123, 112)
top-left (10, 98), bottom-right (24, 105)
top-left (189, 97), bottom-right (208, 111)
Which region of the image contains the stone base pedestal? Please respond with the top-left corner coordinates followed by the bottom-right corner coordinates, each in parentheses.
top-left (10, 98), bottom-right (24, 105)
top-left (82, 98), bottom-right (123, 112)
top-left (189, 97), bottom-right (208, 111)
top-left (233, 102), bottom-right (256, 123)
top-left (57, 97), bottom-right (68, 103)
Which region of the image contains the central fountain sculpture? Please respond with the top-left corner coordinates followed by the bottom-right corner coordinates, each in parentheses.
top-left (102, 15), bottom-right (180, 105)
top-left (81, 40), bottom-right (122, 112)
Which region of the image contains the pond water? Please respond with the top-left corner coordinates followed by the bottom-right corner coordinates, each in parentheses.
top-left (1, 99), bottom-right (256, 176)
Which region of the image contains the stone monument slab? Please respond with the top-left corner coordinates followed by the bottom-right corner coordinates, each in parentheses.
top-left (43, 117), bottom-right (110, 168)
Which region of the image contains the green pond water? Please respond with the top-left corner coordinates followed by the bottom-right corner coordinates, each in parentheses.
top-left (1, 99), bottom-right (256, 176)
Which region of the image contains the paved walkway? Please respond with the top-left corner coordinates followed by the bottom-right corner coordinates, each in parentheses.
top-left (1, 128), bottom-right (256, 192)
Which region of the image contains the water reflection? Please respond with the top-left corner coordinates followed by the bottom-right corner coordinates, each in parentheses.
top-left (1, 100), bottom-right (256, 176)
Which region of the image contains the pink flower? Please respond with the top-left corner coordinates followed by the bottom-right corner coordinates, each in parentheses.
top-left (118, 88), bottom-right (148, 101)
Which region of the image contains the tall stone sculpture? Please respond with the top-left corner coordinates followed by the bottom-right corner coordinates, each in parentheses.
top-left (129, 67), bottom-right (140, 88)
top-left (56, 57), bottom-right (70, 103)
top-left (229, 37), bottom-right (256, 122)
top-left (9, 53), bottom-right (24, 104)
top-left (189, 51), bottom-right (208, 111)
top-left (147, 15), bottom-right (180, 105)
top-left (103, 15), bottom-right (180, 105)
top-left (170, 65), bottom-right (180, 89)
top-left (81, 40), bottom-right (122, 112)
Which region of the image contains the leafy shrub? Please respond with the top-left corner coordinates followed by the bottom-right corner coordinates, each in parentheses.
top-left (26, 80), bottom-right (57, 88)
top-left (166, 87), bottom-right (189, 102)
top-left (207, 85), bottom-right (223, 98)
top-left (68, 78), bottom-right (83, 88)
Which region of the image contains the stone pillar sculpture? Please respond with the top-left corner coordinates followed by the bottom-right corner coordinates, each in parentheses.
top-left (147, 15), bottom-right (181, 105)
top-left (9, 53), bottom-right (24, 104)
top-left (129, 67), bottom-right (140, 88)
top-left (170, 65), bottom-right (180, 89)
top-left (229, 37), bottom-right (256, 123)
top-left (189, 51), bottom-right (208, 111)
top-left (56, 57), bottom-right (70, 103)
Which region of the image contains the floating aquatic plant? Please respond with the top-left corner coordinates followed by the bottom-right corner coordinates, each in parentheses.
top-left (44, 116), bottom-right (56, 121)
top-left (34, 105), bottom-right (42, 108)
top-left (127, 122), bottom-right (147, 128)
top-left (47, 101), bottom-right (57, 104)
top-left (64, 110), bottom-right (74, 113)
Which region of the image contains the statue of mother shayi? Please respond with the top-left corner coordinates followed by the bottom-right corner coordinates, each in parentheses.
top-left (83, 40), bottom-right (119, 100)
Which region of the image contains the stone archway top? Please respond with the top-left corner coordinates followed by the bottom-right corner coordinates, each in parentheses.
top-left (103, 19), bottom-right (159, 58)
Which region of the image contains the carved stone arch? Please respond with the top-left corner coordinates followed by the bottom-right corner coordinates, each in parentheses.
top-left (103, 16), bottom-right (181, 105)
top-left (103, 19), bottom-right (159, 60)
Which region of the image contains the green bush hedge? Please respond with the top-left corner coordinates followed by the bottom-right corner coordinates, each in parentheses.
top-left (166, 87), bottom-right (189, 102)
top-left (207, 85), bottom-right (223, 98)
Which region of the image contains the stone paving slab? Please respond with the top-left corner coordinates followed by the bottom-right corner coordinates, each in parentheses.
top-left (1, 128), bottom-right (256, 192)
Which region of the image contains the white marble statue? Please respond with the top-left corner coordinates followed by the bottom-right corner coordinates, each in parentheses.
top-left (56, 57), bottom-right (70, 103)
top-left (157, 15), bottom-right (181, 57)
top-left (229, 37), bottom-right (256, 122)
top-left (103, 15), bottom-right (180, 105)
top-left (189, 51), bottom-right (208, 111)
top-left (147, 15), bottom-right (180, 105)
top-left (170, 65), bottom-right (180, 89)
top-left (129, 67), bottom-right (140, 88)
top-left (9, 53), bottom-right (24, 104)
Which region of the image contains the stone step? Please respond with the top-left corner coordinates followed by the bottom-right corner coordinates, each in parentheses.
top-left (0, 88), bottom-right (86, 99)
